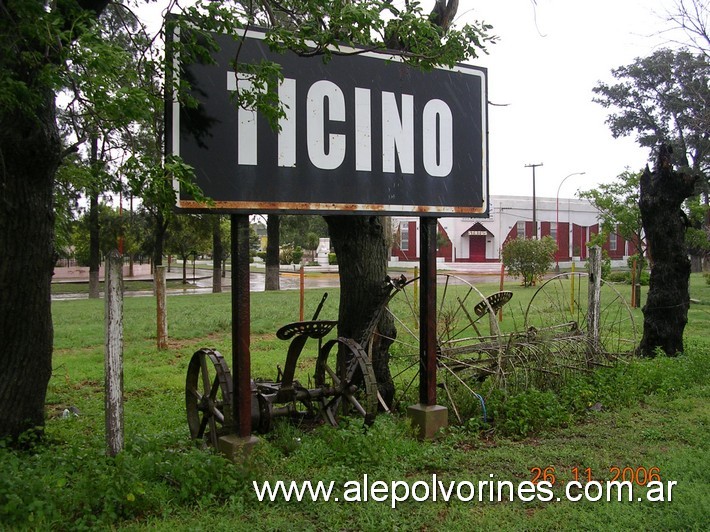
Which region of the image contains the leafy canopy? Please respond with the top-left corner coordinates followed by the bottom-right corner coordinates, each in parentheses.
top-left (578, 170), bottom-right (645, 259)
top-left (593, 48), bottom-right (710, 190)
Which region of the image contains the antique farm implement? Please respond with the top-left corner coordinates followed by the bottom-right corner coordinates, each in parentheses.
top-left (185, 289), bottom-right (385, 447)
top-left (186, 270), bottom-right (637, 444)
top-left (369, 271), bottom-right (637, 423)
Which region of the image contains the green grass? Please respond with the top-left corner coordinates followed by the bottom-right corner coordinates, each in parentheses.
top-left (1, 274), bottom-right (708, 530)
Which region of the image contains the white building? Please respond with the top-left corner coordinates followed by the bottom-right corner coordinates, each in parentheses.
top-left (391, 195), bottom-right (633, 266)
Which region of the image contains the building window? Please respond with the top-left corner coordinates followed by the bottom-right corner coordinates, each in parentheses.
top-left (550, 222), bottom-right (557, 241)
top-left (400, 223), bottom-right (409, 252)
top-left (516, 221), bottom-right (525, 239)
top-left (609, 233), bottom-right (617, 252)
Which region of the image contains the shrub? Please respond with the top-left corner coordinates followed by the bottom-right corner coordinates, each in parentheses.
top-left (501, 236), bottom-right (556, 287)
top-left (606, 271), bottom-right (629, 283)
top-left (279, 244), bottom-right (303, 265)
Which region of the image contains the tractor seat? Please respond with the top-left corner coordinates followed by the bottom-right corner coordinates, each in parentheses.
top-left (474, 291), bottom-right (513, 317)
top-left (276, 320), bottom-right (338, 341)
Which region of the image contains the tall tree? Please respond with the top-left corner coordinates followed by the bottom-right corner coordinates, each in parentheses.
top-left (58, 4), bottom-right (147, 297)
top-left (593, 49), bottom-right (710, 192)
top-left (639, 146), bottom-right (699, 357)
top-left (324, 0), bottom-right (490, 405)
top-left (593, 48), bottom-right (710, 271)
top-left (265, 215), bottom-right (281, 291)
top-left (0, 0), bottom-right (111, 443)
top-left (212, 215), bottom-right (224, 292)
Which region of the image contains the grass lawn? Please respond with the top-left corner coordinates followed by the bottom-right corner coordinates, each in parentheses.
top-left (1, 273), bottom-right (708, 530)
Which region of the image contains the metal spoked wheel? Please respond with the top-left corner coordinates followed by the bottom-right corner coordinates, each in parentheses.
top-left (314, 337), bottom-right (379, 426)
top-left (185, 348), bottom-right (233, 447)
top-left (519, 272), bottom-right (637, 390)
top-left (371, 274), bottom-right (510, 424)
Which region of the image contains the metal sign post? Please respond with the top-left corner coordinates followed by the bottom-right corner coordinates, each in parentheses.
top-left (231, 214), bottom-right (252, 438)
top-left (419, 217), bottom-right (438, 406)
top-left (407, 217), bottom-right (449, 439)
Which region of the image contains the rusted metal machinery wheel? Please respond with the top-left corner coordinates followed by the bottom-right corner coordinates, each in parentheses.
top-left (314, 338), bottom-right (379, 426)
top-left (371, 274), bottom-right (510, 423)
top-left (518, 272), bottom-right (637, 390)
top-left (185, 348), bottom-right (233, 447)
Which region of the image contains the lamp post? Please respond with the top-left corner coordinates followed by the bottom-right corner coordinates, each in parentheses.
top-left (525, 163), bottom-right (543, 238)
top-left (555, 171), bottom-right (586, 271)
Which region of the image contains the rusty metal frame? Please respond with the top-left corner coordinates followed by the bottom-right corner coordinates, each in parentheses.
top-left (231, 214), bottom-right (252, 437)
top-left (419, 217), bottom-right (439, 405)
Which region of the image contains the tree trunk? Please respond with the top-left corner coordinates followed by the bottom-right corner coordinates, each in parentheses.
top-left (182, 256), bottom-right (188, 284)
top-left (0, 91), bottom-right (59, 443)
top-left (265, 214), bottom-right (280, 291)
top-left (153, 211), bottom-right (166, 267)
top-left (638, 146), bottom-right (699, 357)
top-left (212, 216), bottom-right (222, 293)
top-left (325, 215), bottom-right (396, 405)
top-left (88, 186), bottom-right (101, 299)
top-left (690, 254), bottom-right (702, 273)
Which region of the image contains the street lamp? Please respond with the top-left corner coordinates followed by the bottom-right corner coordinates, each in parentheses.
top-left (525, 163), bottom-right (543, 238)
top-left (555, 171), bottom-right (586, 271)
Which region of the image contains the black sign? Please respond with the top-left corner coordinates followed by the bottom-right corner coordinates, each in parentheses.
top-left (167, 28), bottom-right (488, 216)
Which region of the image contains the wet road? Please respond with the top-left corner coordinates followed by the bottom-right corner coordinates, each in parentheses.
top-left (52, 270), bottom-right (343, 301)
top-left (51, 267), bottom-right (513, 301)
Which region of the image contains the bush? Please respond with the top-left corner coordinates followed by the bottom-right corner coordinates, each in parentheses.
top-left (606, 271), bottom-right (629, 283)
top-left (501, 236), bottom-right (556, 287)
top-left (328, 252), bottom-right (337, 265)
top-left (279, 244), bottom-right (303, 265)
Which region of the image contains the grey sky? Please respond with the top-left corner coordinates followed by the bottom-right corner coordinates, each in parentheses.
top-left (464, 0), bottom-right (681, 199)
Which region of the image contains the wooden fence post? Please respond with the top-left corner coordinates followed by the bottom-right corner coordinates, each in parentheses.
top-left (105, 250), bottom-right (124, 457)
top-left (587, 246), bottom-right (602, 358)
top-left (156, 266), bottom-right (168, 350)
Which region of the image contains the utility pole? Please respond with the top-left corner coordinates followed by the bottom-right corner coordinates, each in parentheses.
top-left (525, 163), bottom-right (543, 238)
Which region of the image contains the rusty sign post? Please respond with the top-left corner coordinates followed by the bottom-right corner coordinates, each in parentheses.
top-left (407, 217), bottom-right (448, 439)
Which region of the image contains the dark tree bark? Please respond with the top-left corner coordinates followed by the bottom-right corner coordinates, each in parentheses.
top-left (212, 216), bottom-right (222, 293)
top-left (325, 216), bottom-right (396, 405)
top-left (88, 188), bottom-right (101, 298)
top-left (153, 210), bottom-right (168, 267)
top-left (638, 146), bottom-right (699, 357)
top-left (0, 0), bottom-right (109, 443)
top-left (0, 92), bottom-right (59, 443)
top-left (265, 214), bottom-right (280, 291)
top-left (88, 137), bottom-right (101, 298)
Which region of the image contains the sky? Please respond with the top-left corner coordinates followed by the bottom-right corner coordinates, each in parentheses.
top-left (457, 0), bottom-right (682, 199)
